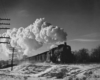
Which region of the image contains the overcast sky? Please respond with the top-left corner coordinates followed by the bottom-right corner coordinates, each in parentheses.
top-left (0, 0), bottom-right (100, 60)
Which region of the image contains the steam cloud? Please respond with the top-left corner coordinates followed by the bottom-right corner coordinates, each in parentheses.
top-left (0, 18), bottom-right (67, 57)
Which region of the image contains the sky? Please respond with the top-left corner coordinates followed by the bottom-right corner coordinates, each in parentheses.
top-left (0, 0), bottom-right (100, 60)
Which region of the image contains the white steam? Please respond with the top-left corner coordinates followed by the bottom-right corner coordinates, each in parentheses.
top-left (0, 18), bottom-right (67, 56)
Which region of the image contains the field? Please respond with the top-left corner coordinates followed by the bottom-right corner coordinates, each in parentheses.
top-left (0, 62), bottom-right (100, 80)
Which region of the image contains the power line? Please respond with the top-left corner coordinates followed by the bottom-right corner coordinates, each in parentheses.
top-left (0, 36), bottom-right (10, 39)
top-left (0, 18), bottom-right (10, 30)
top-left (0, 42), bottom-right (10, 44)
top-left (0, 27), bottom-right (10, 29)
top-left (0, 18), bottom-right (10, 21)
top-left (0, 23), bottom-right (10, 25)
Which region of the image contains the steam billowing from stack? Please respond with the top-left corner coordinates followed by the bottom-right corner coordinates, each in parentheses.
top-left (0, 18), bottom-right (67, 57)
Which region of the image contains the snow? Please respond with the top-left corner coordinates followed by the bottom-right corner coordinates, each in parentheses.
top-left (0, 62), bottom-right (100, 80)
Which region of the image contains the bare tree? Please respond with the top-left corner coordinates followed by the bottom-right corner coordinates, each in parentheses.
top-left (90, 45), bottom-right (100, 63)
top-left (75, 48), bottom-right (89, 63)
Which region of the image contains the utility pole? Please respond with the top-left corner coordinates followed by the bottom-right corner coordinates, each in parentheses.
top-left (0, 18), bottom-right (14, 71)
top-left (11, 47), bottom-right (15, 71)
top-left (0, 0), bottom-right (15, 70)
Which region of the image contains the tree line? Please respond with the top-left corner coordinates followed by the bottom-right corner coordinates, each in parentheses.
top-left (72, 45), bottom-right (100, 63)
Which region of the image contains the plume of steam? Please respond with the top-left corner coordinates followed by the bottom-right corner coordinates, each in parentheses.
top-left (0, 18), bottom-right (67, 57)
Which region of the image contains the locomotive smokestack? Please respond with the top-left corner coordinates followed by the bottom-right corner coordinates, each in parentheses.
top-left (64, 42), bottom-right (67, 46)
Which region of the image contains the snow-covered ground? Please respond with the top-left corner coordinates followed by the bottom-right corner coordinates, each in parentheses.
top-left (0, 62), bottom-right (100, 80)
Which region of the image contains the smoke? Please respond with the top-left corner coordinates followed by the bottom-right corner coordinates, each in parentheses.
top-left (0, 18), bottom-right (67, 56)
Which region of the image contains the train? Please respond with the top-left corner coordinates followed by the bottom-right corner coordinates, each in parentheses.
top-left (27, 42), bottom-right (74, 64)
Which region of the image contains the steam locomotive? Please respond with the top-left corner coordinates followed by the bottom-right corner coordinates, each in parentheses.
top-left (27, 42), bottom-right (74, 63)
